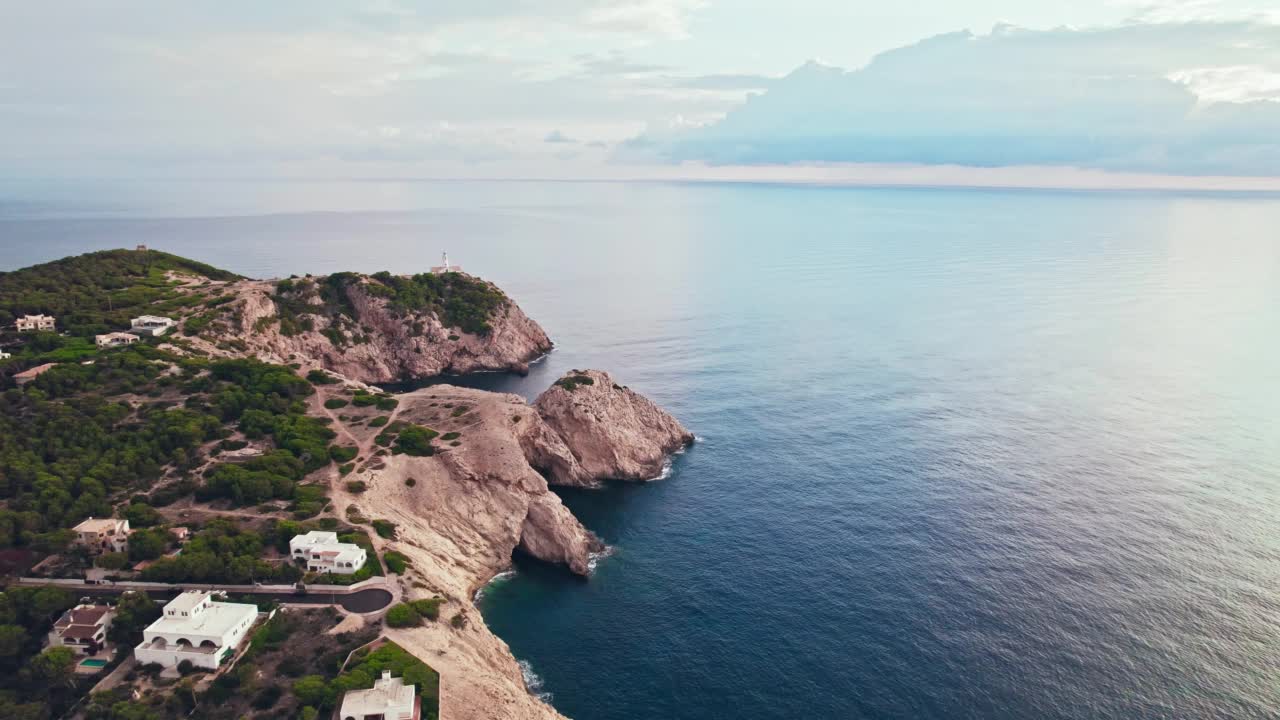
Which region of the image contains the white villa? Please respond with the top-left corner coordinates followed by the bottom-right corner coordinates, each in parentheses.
top-left (95, 332), bottom-right (140, 349)
top-left (133, 591), bottom-right (257, 670)
top-left (339, 670), bottom-right (421, 720)
top-left (16, 314), bottom-right (56, 332)
top-left (290, 530), bottom-right (367, 575)
top-left (72, 517), bottom-right (131, 554)
top-left (48, 603), bottom-right (115, 656)
top-left (0, 351), bottom-right (10, 360)
top-left (429, 251), bottom-right (461, 275)
top-left (130, 315), bottom-right (175, 337)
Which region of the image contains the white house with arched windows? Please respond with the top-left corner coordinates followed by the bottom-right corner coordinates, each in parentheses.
top-left (133, 591), bottom-right (257, 670)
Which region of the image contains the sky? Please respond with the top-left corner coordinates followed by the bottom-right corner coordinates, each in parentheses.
top-left (3, 0), bottom-right (1280, 188)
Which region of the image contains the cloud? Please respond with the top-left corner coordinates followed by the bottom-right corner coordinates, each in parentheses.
top-left (545, 130), bottom-right (578, 143)
top-left (634, 21), bottom-right (1280, 176)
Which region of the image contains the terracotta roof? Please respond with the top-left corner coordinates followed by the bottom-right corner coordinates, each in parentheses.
top-left (55, 605), bottom-right (110, 628)
top-left (60, 624), bottom-right (103, 640)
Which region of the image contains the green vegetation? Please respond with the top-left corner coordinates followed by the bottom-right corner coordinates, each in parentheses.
top-left (440, 431), bottom-right (461, 441)
top-left (0, 249), bottom-right (238, 337)
top-left (351, 389), bottom-right (397, 410)
top-left (555, 373), bottom-right (596, 391)
top-left (0, 585), bottom-right (86, 719)
top-left (367, 415), bottom-right (389, 428)
top-left (371, 519), bottom-right (397, 539)
top-left (322, 398), bottom-right (348, 409)
top-left (383, 550), bottom-right (410, 574)
top-left (328, 445), bottom-right (357, 463)
top-left (394, 425), bottom-right (438, 456)
top-left (344, 481), bottom-right (367, 494)
top-left (364, 270), bottom-right (507, 336)
top-left (305, 369), bottom-right (339, 385)
top-left (385, 598), bottom-right (443, 627)
top-left (291, 642), bottom-right (438, 720)
top-left (140, 518), bottom-right (301, 585)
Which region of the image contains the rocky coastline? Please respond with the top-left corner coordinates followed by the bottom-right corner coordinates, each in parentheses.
top-left (200, 271), bottom-right (691, 719)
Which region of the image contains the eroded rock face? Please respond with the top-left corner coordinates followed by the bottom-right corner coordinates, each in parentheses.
top-left (194, 276), bottom-right (552, 383)
top-left (530, 369), bottom-right (694, 487)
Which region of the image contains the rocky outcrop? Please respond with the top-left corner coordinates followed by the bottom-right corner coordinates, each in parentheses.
top-left (529, 369), bottom-right (694, 487)
top-left (312, 369), bottom-right (690, 719)
top-left (192, 275), bottom-right (551, 383)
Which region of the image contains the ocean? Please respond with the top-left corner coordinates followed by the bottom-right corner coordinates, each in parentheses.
top-left (2, 179), bottom-right (1278, 719)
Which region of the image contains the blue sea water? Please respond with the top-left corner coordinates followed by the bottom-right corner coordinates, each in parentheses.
top-left (2, 179), bottom-right (1278, 719)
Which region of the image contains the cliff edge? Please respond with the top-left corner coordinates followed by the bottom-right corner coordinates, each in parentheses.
top-left (187, 271), bottom-right (551, 383)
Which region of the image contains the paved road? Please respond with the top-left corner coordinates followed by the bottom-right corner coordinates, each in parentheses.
top-left (39, 584), bottom-right (394, 613)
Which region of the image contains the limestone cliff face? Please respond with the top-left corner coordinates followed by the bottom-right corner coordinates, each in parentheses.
top-left (314, 370), bottom-right (690, 719)
top-left (193, 275), bottom-right (551, 383)
top-left (528, 370), bottom-right (694, 487)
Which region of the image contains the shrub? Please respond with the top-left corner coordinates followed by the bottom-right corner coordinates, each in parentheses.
top-left (323, 398), bottom-right (349, 409)
top-left (440, 431), bottom-right (460, 441)
top-left (338, 463), bottom-right (355, 476)
top-left (383, 551), bottom-right (409, 574)
top-left (404, 477), bottom-right (416, 487)
top-left (554, 373), bottom-right (595, 391)
top-left (372, 519), bottom-right (397, 539)
top-left (385, 603), bottom-right (421, 628)
top-left (368, 416), bottom-right (389, 428)
top-left (409, 597), bottom-right (443, 621)
top-left (375, 396), bottom-right (399, 411)
top-left (345, 481), bottom-right (368, 494)
top-left (328, 445), bottom-right (358, 462)
top-left (450, 405), bottom-right (470, 417)
top-left (96, 552), bottom-right (130, 570)
top-left (450, 612), bottom-right (467, 629)
top-left (177, 659), bottom-right (195, 676)
top-left (306, 369), bottom-right (339, 385)
top-left (394, 425), bottom-right (438, 456)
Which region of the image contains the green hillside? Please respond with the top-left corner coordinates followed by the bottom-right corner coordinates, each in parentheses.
top-left (0, 248), bottom-right (241, 336)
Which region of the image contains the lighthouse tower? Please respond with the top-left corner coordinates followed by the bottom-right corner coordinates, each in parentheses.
top-left (431, 251), bottom-right (462, 275)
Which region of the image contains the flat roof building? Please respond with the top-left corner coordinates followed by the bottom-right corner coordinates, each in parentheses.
top-left (72, 517), bottom-right (131, 554)
top-left (130, 315), bottom-right (175, 337)
top-left (15, 314), bottom-right (55, 332)
top-left (96, 332), bottom-right (140, 348)
top-left (290, 530), bottom-right (368, 575)
top-left (339, 670), bottom-right (421, 720)
top-left (133, 591), bottom-right (257, 670)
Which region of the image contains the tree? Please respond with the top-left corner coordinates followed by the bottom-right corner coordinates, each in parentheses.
top-left (0, 624), bottom-right (28, 668)
top-left (96, 552), bottom-right (130, 570)
top-left (291, 675), bottom-right (329, 708)
top-left (127, 528), bottom-right (169, 562)
top-left (22, 646), bottom-right (77, 693)
top-left (108, 592), bottom-right (159, 645)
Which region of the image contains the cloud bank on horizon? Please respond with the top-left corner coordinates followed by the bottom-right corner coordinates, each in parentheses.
top-left (2, 1), bottom-right (1279, 182)
top-left (632, 21), bottom-right (1280, 176)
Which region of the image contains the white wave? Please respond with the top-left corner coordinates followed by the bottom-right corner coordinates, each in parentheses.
top-left (518, 659), bottom-right (554, 702)
top-left (587, 545), bottom-right (615, 573)
top-left (472, 569), bottom-right (516, 603)
top-left (647, 458), bottom-right (674, 482)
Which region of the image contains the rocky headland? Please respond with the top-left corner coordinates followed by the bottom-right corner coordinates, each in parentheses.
top-left (203, 271), bottom-right (693, 718)
top-left (0, 251), bottom-right (690, 720)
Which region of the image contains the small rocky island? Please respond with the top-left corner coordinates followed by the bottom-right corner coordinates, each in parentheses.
top-left (0, 249), bottom-right (691, 720)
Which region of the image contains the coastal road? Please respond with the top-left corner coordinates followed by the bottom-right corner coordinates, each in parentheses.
top-left (12, 578), bottom-right (395, 614)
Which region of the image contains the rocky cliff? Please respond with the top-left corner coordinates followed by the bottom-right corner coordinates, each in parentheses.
top-left (186, 272), bottom-right (551, 383)
top-left (316, 369), bottom-right (690, 719)
top-left (526, 369), bottom-right (694, 486)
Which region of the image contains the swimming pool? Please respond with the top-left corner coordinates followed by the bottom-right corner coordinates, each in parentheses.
top-left (80, 659), bottom-right (108, 668)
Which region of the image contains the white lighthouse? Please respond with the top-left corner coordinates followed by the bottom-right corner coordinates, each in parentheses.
top-left (431, 251), bottom-right (462, 275)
